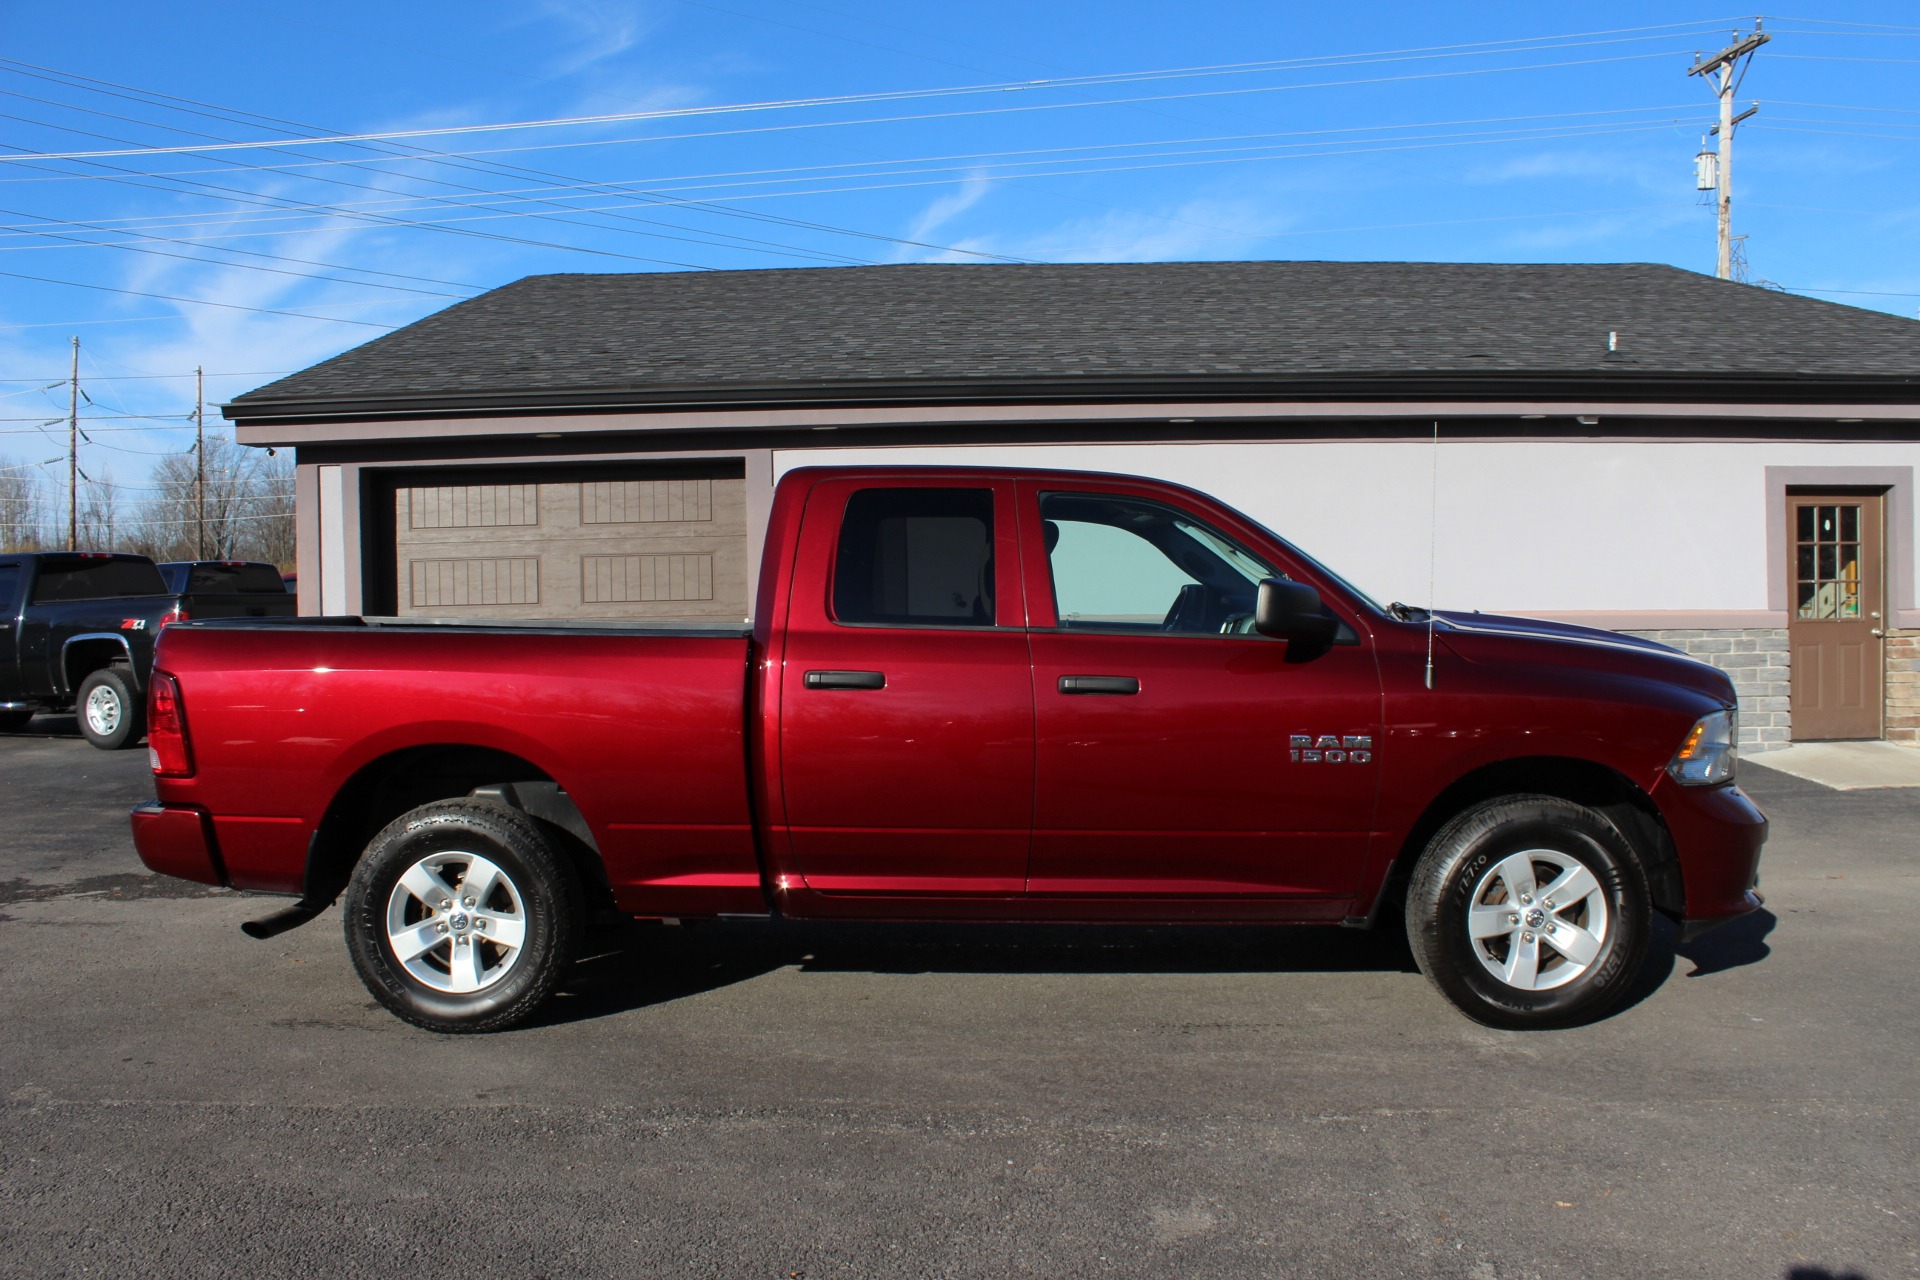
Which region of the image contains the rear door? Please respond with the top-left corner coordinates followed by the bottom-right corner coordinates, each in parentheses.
top-left (1018, 479), bottom-right (1382, 917)
top-left (773, 476), bottom-right (1034, 903)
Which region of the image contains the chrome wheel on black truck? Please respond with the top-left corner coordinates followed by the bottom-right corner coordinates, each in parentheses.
top-left (76, 665), bottom-right (143, 750)
top-left (1406, 796), bottom-right (1650, 1030)
top-left (343, 800), bottom-right (583, 1033)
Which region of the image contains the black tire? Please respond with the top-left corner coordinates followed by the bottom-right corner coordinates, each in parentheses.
top-left (1405, 795), bottom-right (1650, 1030)
top-left (76, 665), bottom-right (143, 750)
top-left (0, 709), bottom-right (33, 733)
top-left (343, 799), bottom-right (584, 1033)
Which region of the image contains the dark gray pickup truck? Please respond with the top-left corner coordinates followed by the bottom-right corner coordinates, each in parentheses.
top-left (0, 552), bottom-right (293, 749)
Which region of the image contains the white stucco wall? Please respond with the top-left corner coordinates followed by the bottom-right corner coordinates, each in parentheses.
top-left (774, 439), bottom-right (1919, 621)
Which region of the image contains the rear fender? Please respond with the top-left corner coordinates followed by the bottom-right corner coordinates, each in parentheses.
top-left (61, 633), bottom-right (136, 695)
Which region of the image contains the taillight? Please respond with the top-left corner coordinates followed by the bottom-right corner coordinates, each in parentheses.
top-left (147, 672), bottom-right (193, 777)
top-left (160, 605), bottom-right (187, 626)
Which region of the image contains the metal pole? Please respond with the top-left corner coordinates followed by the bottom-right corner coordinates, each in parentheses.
top-left (195, 365), bottom-right (206, 558)
top-left (66, 336), bottom-right (78, 550)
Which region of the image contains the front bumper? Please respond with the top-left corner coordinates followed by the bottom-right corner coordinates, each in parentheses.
top-left (130, 800), bottom-right (226, 886)
top-left (1654, 777), bottom-right (1768, 935)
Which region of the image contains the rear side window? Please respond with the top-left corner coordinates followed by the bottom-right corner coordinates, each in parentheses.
top-left (174, 563), bottom-right (287, 593)
top-left (831, 488), bottom-right (995, 627)
top-left (0, 564), bottom-right (19, 611)
top-left (29, 558), bottom-right (167, 602)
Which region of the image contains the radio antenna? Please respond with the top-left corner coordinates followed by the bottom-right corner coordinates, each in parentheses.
top-left (1425, 418), bottom-right (1439, 690)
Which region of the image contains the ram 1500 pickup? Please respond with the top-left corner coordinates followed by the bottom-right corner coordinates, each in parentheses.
top-left (129, 467), bottom-right (1766, 1032)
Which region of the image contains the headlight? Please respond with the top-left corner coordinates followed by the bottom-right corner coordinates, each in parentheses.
top-left (1668, 708), bottom-right (1737, 786)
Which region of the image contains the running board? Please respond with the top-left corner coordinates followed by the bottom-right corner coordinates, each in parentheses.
top-left (241, 899), bottom-right (327, 940)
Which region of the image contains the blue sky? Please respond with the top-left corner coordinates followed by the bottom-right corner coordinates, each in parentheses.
top-left (3, 2), bottom-right (1919, 491)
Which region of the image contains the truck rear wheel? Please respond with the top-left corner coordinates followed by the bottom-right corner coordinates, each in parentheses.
top-left (343, 800), bottom-right (584, 1033)
top-left (1405, 796), bottom-right (1650, 1030)
top-left (77, 665), bottom-right (143, 750)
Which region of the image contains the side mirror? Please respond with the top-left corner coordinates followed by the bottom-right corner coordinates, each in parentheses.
top-left (1254, 579), bottom-right (1339, 648)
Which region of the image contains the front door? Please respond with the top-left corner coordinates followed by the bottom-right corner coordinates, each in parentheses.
top-left (1020, 482), bottom-right (1382, 917)
top-left (1788, 492), bottom-right (1884, 740)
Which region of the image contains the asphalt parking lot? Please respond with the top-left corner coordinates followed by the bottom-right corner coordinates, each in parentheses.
top-left (1, 720), bottom-right (1915, 1280)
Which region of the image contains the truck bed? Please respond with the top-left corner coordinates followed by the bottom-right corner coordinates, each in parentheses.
top-left (156, 619), bottom-right (762, 914)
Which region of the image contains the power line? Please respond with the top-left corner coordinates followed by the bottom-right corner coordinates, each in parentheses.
top-left (0, 45), bottom-right (1717, 164)
top-left (0, 269), bottom-right (400, 326)
top-left (0, 60), bottom-right (1028, 265)
top-left (0, 114), bottom-right (1710, 242)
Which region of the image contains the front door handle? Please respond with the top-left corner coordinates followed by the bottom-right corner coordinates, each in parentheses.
top-left (804, 669), bottom-right (886, 690)
top-left (1058, 675), bottom-right (1140, 695)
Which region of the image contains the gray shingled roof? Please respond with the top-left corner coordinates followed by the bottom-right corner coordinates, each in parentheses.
top-left (225, 261), bottom-right (1920, 420)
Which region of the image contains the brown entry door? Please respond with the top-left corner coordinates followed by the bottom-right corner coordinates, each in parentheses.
top-left (1789, 493), bottom-right (1884, 740)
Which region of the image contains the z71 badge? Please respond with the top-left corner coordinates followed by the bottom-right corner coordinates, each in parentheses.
top-left (1290, 734), bottom-right (1372, 763)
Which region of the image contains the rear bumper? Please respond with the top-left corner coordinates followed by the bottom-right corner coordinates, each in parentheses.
top-left (130, 800), bottom-right (226, 886)
top-left (1654, 777), bottom-right (1768, 931)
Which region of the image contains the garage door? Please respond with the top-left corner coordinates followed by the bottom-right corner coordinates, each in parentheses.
top-left (392, 473), bottom-right (748, 623)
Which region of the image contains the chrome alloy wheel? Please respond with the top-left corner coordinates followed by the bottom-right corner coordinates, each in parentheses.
top-left (83, 684), bottom-right (122, 737)
top-left (1466, 849), bottom-right (1610, 992)
top-left (383, 852), bottom-right (528, 994)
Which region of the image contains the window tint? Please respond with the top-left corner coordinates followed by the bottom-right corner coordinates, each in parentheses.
top-left (1041, 492), bottom-right (1272, 635)
top-left (166, 562), bottom-right (288, 594)
top-left (0, 565), bottom-right (18, 611)
top-left (832, 488), bottom-right (995, 627)
top-left (29, 557), bottom-right (167, 603)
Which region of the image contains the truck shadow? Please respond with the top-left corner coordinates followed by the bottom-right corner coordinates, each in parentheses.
top-left (537, 918), bottom-right (1422, 1028)
top-left (1607, 907), bottom-right (1777, 1020)
top-left (0, 712), bottom-right (82, 739)
top-left (538, 907), bottom-right (1777, 1030)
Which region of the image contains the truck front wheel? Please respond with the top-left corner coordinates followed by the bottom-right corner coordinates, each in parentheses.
top-left (77, 665), bottom-right (143, 750)
top-left (1405, 796), bottom-right (1650, 1030)
top-left (343, 800), bottom-right (584, 1033)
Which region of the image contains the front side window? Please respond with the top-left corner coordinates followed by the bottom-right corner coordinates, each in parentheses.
top-left (832, 487), bottom-right (996, 627)
top-left (1041, 492), bottom-right (1273, 635)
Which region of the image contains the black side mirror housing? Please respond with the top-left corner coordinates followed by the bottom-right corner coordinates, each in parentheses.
top-left (1254, 579), bottom-right (1339, 650)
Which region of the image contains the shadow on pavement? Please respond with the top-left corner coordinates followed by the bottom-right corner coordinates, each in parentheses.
top-left (532, 917), bottom-right (1421, 1029)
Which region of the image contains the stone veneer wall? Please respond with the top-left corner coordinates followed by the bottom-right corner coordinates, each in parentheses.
top-left (1617, 629), bottom-right (1791, 753)
top-left (1883, 629), bottom-right (1920, 746)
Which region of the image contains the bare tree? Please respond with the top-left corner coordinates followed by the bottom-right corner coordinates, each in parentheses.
top-left (0, 458), bottom-right (50, 551)
top-left (135, 436), bottom-right (294, 567)
top-left (74, 465), bottom-right (122, 550)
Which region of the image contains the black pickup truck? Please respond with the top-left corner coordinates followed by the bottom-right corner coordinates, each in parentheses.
top-left (0, 552), bottom-right (294, 749)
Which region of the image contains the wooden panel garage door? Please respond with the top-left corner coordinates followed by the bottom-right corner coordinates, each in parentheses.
top-left (392, 474), bottom-right (748, 622)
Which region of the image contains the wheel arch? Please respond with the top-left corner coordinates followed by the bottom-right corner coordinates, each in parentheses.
top-left (61, 633), bottom-right (135, 695)
top-left (303, 743), bottom-right (614, 917)
top-left (1370, 756), bottom-right (1682, 926)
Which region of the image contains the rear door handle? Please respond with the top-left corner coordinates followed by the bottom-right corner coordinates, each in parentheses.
top-left (804, 669), bottom-right (886, 690)
top-left (1058, 675), bottom-right (1140, 695)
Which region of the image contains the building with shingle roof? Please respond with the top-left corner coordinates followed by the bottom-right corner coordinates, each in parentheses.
top-left (225, 260), bottom-right (1920, 749)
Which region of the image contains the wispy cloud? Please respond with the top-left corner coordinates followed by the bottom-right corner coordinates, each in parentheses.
top-left (891, 176), bottom-right (993, 261)
top-left (991, 191), bottom-right (1307, 263)
top-left (532, 0), bottom-right (655, 77)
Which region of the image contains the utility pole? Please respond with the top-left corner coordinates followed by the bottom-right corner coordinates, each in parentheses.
top-left (1689, 22), bottom-right (1768, 280)
top-left (66, 336), bottom-right (78, 551)
top-left (194, 365), bottom-right (206, 558)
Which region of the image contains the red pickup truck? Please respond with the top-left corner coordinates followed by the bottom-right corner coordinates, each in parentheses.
top-left (130, 466), bottom-right (1765, 1032)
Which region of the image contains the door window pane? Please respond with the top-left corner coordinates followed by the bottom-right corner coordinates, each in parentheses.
top-left (1040, 492), bottom-right (1272, 635)
top-left (1795, 502), bottom-right (1862, 620)
top-left (832, 488), bottom-right (995, 627)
